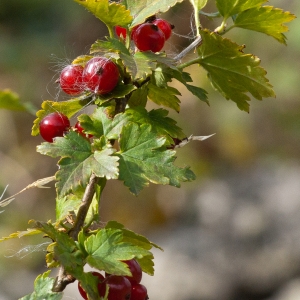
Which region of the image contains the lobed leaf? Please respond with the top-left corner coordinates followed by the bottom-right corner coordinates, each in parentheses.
top-left (196, 29), bottom-right (275, 112)
top-left (19, 271), bottom-right (63, 300)
top-left (73, 0), bottom-right (132, 27)
top-left (147, 82), bottom-right (181, 112)
top-left (37, 131), bottom-right (119, 197)
top-left (84, 228), bottom-right (151, 275)
top-left (234, 6), bottom-right (296, 45)
top-left (216, 0), bottom-right (267, 19)
top-left (117, 123), bottom-right (195, 195)
top-left (0, 228), bottom-right (42, 242)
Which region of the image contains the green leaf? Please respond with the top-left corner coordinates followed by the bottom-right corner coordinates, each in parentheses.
top-left (127, 0), bottom-right (184, 27)
top-left (124, 106), bottom-right (186, 144)
top-left (117, 123), bottom-right (195, 195)
top-left (74, 0), bottom-right (132, 27)
top-left (56, 195), bottom-right (82, 222)
top-left (197, 29), bottom-right (275, 112)
top-left (106, 220), bottom-right (162, 251)
top-left (234, 6), bottom-right (296, 44)
top-left (190, 0), bottom-right (208, 11)
top-left (216, 0), bottom-right (266, 19)
top-left (84, 228), bottom-right (151, 275)
top-left (32, 97), bottom-right (91, 136)
top-left (127, 84), bottom-right (148, 108)
top-left (90, 37), bottom-right (130, 55)
top-left (147, 82), bottom-right (181, 112)
top-left (185, 83), bottom-right (209, 104)
top-left (37, 131), bottom-right (119, 197)
top-left (71, 55), bottom-right (93, 66)
top-left (0, 89), bottom-right (34, 113)
top-left (19, 271), bottom-right (63, 300)
top-left (94, 83), bottom-right (136, 104)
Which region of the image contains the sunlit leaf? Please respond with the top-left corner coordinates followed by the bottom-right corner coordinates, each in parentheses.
top-left (73, 0), bottom-right (132, 27)
top-left (234, 6), bottom-right (296, 44)
top-left (216, 0), bottom-right (266, 19)
top-left (32, 97), bottom-right (92, 136)
top-left (196, 29), bottom-right (275, 112)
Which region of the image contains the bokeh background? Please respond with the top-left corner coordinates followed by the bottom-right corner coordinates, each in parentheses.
top-left (0, 0), bottom-right (299, 299)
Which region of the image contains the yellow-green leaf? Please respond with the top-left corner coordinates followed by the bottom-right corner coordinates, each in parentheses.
top-left (74, 0), bottom-right (132, 27)
top-left (197, 29), bottom-right (275, 112)
top-left (216, 0), bottom-right (266, 19)
top-left (234, 6), bottom-right (296, 45)
top-left (32, 97), bottom-right (91, 136)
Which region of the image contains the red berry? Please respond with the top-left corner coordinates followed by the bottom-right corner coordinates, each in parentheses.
top-left (115, 26), bottom-right (127, 38)
top-left (39, 112), bottom-right (70, 142)
top-left (78, 271), bottom-right (104, 300)
top-left (82, 57), bottom-right (119, 95)
top-left (133, 23), bottom-right (165, 52)
top-left (123, 259), bottom-right (142, 284)
top-left (59, 64), bottom-right (84, 95)
top-left (131, 283), bottom-right (148, 300)
top-left (75, 121), bottom-right (93, 138)
top-left (153, 18), bottom-right (173, 40)
top-left (99, 275), bottom-right (131, 300)
top-left (130, 25), bottom-right (140, 40)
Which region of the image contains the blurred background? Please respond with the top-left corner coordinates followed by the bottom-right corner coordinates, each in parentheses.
top-left (0, 0), bottom-right (299, 299)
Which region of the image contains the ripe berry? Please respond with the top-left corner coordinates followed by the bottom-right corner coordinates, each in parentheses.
top-left (82, 57), bottom-right (119, 95)
top-left (153, 18), bottom-right (174, 40)
top-left (75, 121), bottom-right (93, 138)
top-left (133, 23), bottom-right (165, 52)
top-left (78, 271), bottom-right (104, 300)
top-left (131, 283), bottom-right (148, 300)
top-left (59, 64), bottom-right (84, 95)
top-left (123, 259), bottom-right (142, 284)
top-left (99, 275), bottom-right (131, 300)
top-left (115, 26), bottom-right (127, 38)
top-left (39, 112), bottom-right (70, 142)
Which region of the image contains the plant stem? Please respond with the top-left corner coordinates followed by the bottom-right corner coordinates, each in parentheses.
top-left (52, 173), bottom-right (100, 292)
top-left (174, 35), bottom-right (202, 62)
top-left (177, 56), bottom-right (201, 70)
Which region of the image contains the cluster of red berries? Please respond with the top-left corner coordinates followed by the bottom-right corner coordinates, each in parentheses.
top-left (115, 17), bottom-right (173, 52)
top-left (77, 259), bottom-right (148, 300)
top-left (39, 17), bottom-right (173, 142)
top-left (59, 56), bottom-right (120, 96)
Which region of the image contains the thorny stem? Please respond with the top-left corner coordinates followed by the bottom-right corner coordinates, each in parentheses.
top-left (52, 173), bottom-right (99, 292)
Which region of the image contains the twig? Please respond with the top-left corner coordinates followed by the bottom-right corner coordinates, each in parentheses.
top-left (174, 35), bottom-right (203, 62)
top-left (52, 173), bottom-right (99, 292)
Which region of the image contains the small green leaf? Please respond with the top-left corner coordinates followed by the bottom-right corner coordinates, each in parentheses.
top-left (124, 106), bottom-right (186, 144)
top-left (117, 123), bottom-right (195, 195)
top-left (216, 0), bottom-right (266, 19)
top-left (71, 55), bottom-right (93, 66)
top-left (147, 82), bottom-right (181, 112)
top-left (185, 83), bottom-right (209, 104)
top-left (90, 37), bottom-right (130, 55)
top-left (74, 0), bottom-right (133, 27)
top-left (94, 83), bottom-right (136, 104)
top-left (128, 0), bottom-right (185, 27)
top-left (56, 195), bottom-right (82, 222)
top-left (127, 85), bottom-right (148, 108)
top-left (84, 228), bottom-right (151, 275)
top-left (234, 6), bottom-right (296, 44)
top-left (32, 97), bottom-right (91, 136)
top-left (190, 0), bottom-right (208, 11)
top-left (0, 89), bottom-right (34, 113)
top-left (19, 271), bottom-right (63, 300)
top-left (197, 29), bottom-right (275, 112)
